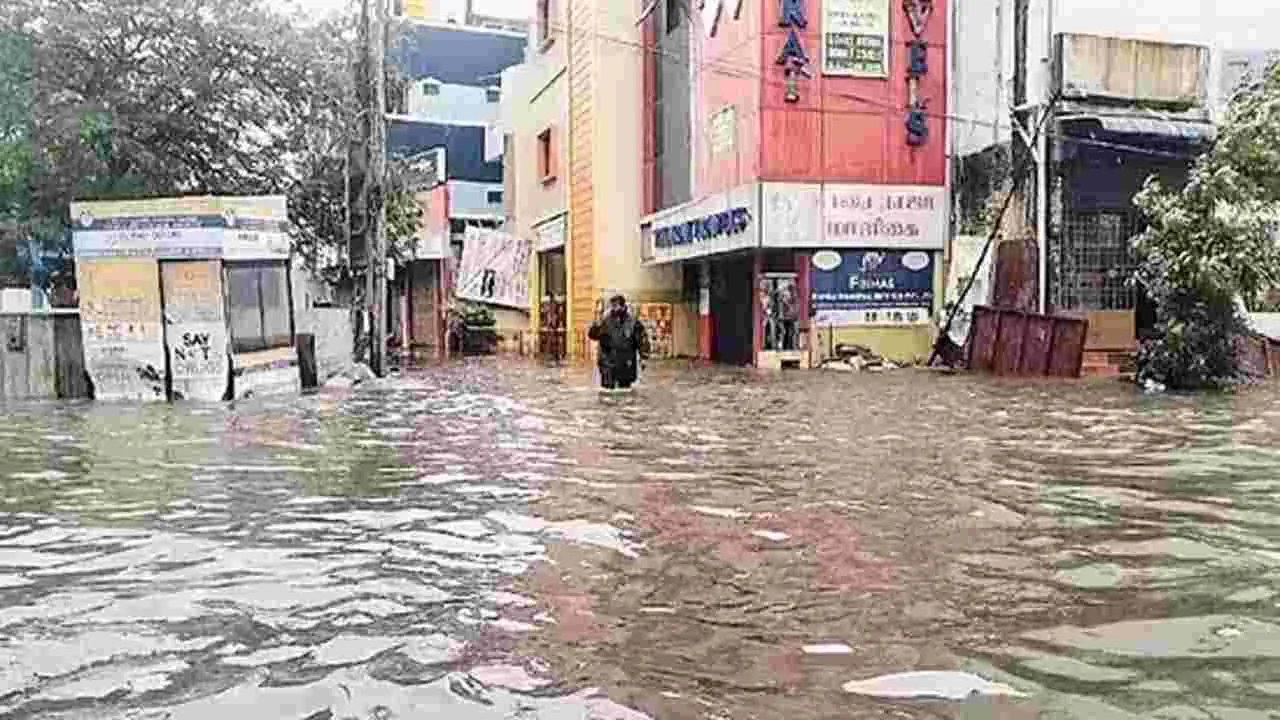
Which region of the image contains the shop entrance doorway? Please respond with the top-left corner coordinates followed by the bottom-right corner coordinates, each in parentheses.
top-left (710, 254), bottom-right (754, 366)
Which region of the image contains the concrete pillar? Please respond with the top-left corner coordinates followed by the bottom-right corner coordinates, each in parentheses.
top-left (795, 251), bottom-right (811, 351)
top-left (697, 261), bottom-right (712, 361)
top-left (752, 251), bottom-right (764, 366)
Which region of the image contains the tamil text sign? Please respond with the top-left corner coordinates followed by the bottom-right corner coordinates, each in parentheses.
top-left (822, 0), bottom-right (890, 78)
top-left (822, 184), bottom-right (946, 249)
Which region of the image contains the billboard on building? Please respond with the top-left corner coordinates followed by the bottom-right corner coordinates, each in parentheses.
top-left (455, 226), bottom-right (531, 309)
top-left (822, 0), bottom-right (891, 77)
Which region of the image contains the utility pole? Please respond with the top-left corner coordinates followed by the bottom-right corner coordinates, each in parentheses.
top-left (366, 0), bottom-right (389, 376)
top-left (1036, 0), bottom-right (1054, 315)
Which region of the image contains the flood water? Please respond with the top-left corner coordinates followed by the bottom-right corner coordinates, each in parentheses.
top-left (1, 360), bottom-right (1279, 719)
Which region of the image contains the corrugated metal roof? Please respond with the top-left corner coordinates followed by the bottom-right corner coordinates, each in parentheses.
top-left (1059, 113), bottom-right (1217, 143)
top-left (1095, 115), bottom-right (1216, 141)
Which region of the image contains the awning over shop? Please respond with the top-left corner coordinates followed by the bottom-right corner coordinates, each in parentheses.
top-left (1058, 113), bottom-right (1217, 143)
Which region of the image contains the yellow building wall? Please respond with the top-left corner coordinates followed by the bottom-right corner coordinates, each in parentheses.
top-left (566, 0), bottom-right (596, 355)
top-left (813, 326), bottom-right (934, 365)
top-left (501, 2), bottom-right (570, 343)
top-left (507, 0), bottom-right (692, 360)
top-left (583, 1), bottom-right (682, 356)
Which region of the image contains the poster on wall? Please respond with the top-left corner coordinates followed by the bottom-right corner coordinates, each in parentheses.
top-left (455, 226), bottom-right (532, 310)
top-left (413, 186), bottom-right (449, 260)
top-left (943, 235), bottom-right (994, 346)
top-left (822, 0), bottom-right (891, 78)
top-left (811, 249), bottom-right (934, 326)
top-left (77, 259), bottom-right (168, 402)
top-left (161, 261), bottom-right (228, 402)
top-left (636, 303), bottom-right (674, 358)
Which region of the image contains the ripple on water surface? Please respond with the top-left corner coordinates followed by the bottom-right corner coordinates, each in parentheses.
top-left (1, 361), bottom-right (1280, 718)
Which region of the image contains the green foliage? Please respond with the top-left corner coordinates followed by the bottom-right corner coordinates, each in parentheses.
top-left (1133, 60), bottom-right (1280, 390)
top-left (0, 0), bottom-right (419, 292)
top-left (456, 302), bottom-right (496, 328)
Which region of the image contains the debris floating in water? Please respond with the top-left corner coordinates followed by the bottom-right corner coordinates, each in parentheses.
top-left (841, 671), bottom-right (1028, 700)
top-left (802, 643), bottom-right (853, 655)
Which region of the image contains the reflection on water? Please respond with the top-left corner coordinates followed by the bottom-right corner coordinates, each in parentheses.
top-left (1, 360), bottom-right (1280, 718)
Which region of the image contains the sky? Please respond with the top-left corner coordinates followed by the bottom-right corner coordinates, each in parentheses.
top-left (276, 0), bottom-right (534, 21)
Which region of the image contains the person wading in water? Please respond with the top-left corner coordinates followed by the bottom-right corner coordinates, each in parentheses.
top-left (588, 294), bottom-right (650, 390)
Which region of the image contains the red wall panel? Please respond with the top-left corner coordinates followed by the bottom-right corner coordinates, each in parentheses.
top-left (694, 0), bottom-right (764, 197)
top-left (753, 0), bottom-right (948, 187)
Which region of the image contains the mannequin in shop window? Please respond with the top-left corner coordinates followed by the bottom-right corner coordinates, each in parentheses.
top-left (763, 275), bottom-right (800, 352)
top-left (588, 294), bottom-right (650, 390)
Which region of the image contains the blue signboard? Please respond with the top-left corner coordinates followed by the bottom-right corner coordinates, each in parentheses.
top-left (811, 249), bottom-right (934, 325)
top-left (653, 207), bottom-right (751, 250)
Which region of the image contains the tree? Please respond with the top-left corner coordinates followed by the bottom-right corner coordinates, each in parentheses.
top-left (1132, 60), bottom-right (1280, 390)
top-left (0, 30), bottom-right (33, 285)
top-left (0, 0), bottom-right (419, 295)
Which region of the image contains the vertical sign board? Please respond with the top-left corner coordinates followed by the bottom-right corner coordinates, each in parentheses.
top-left (811, 249), bottom-right (935, 326)
top-left (77, 259), bottom-right (167, 401)
top-left (822, 0), bottom-right (891, 77)
top-left (161, 261), bottom-right (228, 402)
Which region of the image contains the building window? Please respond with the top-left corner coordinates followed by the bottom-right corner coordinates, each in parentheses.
top-left (487, 189), bottom-right (503, 204)
top-left (225, 262), bottom-right (292, 354)
top-left (666, 0), bottom-right (680, 33)
top-left (423, 80), bottom-right (440, 96)
top-left (537, 0), bottom-right (551, 48)
top-left (486, 86), bottom-right (500, 103)
top-left (538, 128), bottom-right (556, 183)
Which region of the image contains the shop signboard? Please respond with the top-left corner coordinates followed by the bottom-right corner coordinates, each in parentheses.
top-left (811, 249), bottom-right (934, 326)
top-left (822, 184), bottom-right (946, 249)
top-left (533, 214), bottom-right (567, 253)
top-left (822, 0), bottom-right (891, 78)
top-left (456, 226), bottom-right (532, 309)
top-left (72, 196), bottom-right (289, 260)
top-left (761, 182), bottom-right (822, 247)
top-left (642, 183), bottom-right (759, 264)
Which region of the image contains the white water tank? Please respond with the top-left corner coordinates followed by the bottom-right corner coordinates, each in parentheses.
top-left (0, 288), bottom-right (32, 314)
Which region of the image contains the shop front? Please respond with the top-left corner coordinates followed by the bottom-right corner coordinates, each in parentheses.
top-left (642, 182), bottom-right (947, 368)
top-left (531, 213), bottom-right (567, 360)
top-left (763, 182), bottom-right (947, 365)
top-left (642, 184), bottom-right (762, 366)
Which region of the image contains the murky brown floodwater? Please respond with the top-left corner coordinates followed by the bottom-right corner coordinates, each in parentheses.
top-left (2, 359), bottom-right (1280, 719)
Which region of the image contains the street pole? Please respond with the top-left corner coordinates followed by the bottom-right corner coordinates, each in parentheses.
top-left (1036, 0), bottom-right (1054, 315)
top-left (367, 0), bottom-right (388, 377)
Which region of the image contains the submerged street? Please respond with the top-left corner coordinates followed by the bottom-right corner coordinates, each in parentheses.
top-left (1, 361), bottom-right (1279, 719)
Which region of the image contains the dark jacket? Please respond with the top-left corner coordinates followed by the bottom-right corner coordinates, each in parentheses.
top-left (588, 312), bottom-right (650, 373)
